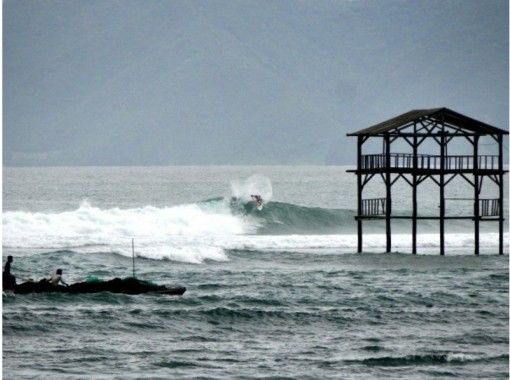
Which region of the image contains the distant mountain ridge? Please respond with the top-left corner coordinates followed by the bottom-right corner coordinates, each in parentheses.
top-left (4, 0), bottom-right (508, 166)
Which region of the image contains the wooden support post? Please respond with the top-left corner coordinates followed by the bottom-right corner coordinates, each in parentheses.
top-left (439, 132), bottom-right (445, 255)
top-left (384, 133), bottom-right (391, 253)
top-left (412, 125), bottom-right (417, 254)
top-left (498, 135), bottom-right (504, 255)
top-left (474, 135), bottom-right (480, 255)
top-left (357, 136), bottom-right (363, 253)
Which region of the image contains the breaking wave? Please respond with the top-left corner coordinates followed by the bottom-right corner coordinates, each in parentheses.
top-left (3, 199), bottom-right (506, 263)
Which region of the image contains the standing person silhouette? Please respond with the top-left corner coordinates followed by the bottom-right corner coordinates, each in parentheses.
top-left (3, 256), bottom-right (16, 290)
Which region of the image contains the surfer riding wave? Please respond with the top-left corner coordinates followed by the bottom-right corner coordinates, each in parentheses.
top-left (250, 194), bottom-right (264, 210)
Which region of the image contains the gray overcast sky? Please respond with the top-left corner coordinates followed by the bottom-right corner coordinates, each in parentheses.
top-left (3, 0), bottom-right (508, 166)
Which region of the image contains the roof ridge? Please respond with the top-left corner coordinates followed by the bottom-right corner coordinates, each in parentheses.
top-left (347, 108), bottom-right (507, 136)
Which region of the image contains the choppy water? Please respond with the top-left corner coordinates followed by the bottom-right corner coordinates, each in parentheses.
top-left (3, 166), bottom-right (509, 378)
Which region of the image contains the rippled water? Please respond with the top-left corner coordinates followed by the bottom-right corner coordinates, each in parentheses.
top-left (3, 167), bottom-right (509, 378)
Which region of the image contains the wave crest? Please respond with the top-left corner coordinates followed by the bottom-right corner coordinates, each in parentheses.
top-left (3, 199), bottom-right (507, 263)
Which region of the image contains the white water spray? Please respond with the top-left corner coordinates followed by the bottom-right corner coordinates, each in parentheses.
top-left (3, 199), bottom-right (507, 263)
top-left (230, 174), bottom-right (273, 202)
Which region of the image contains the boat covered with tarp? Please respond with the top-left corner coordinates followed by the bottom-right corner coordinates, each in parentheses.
top-left (9, 276), bottom-right (186, 296)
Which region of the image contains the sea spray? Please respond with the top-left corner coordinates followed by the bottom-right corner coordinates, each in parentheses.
top-left (230, 174), bottom-right (273, 202)
top-left (2, 200), bottom-right (254, 263)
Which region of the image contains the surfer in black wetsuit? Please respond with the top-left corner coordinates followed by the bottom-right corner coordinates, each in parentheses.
top-left (251, 194), bottom-right (263, 205)
top-left (3, 255), bottom-right (16, 290)
top-left (250, 194), bottom-right (263, 209)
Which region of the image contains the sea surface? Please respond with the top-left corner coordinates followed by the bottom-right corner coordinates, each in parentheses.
top-left (3, 166), bottom-right (509, 379)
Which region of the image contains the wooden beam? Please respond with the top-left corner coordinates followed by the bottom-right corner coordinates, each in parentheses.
top-left (385, 133), bottom-right (391, 253)
top-left (443, 122), bottom-right (467, 134)
top-left (474, 135), bottom-right (480, 255)
top-left (444, 173), bottom-right (458, 186)
top-left (416, 119), bottom-right (437, 133)
top-left (416, 174), bottom-right (428, 185)
top-left (404, 136), bottom-right (414, 147)
top-left (459, 173), bottom-right (475, 187)
top-left (439, 130), bottom-right (445, 255)
top-left (356, 215), bottom-right (488, 220)
top-left (346, 168), bottom-right (507, 175)
top-left (499, 135), bottom-right (504, 255)
top-left (446, 135), bottom-right (455, 144)
top-left (415, 120), bottom-right (430, 133)
top-left (388, 132), bottom-right (480, 137)
top-left (429, 175), bottom-right (440, 186)
top-left (362, 173), bottom-right (375, 189)
top-left (412, 125), bottom-right (418, 254)
top-left (398, 173), bottom-right (413, 187)
top-left (478, 176), bottom-right (484, 195)
top-left (389, 172), bottom-right (412, 186)
top-left (487, 175), bottom-right (500, 186)
top-left (390, 173), bottom-right (401, 186)
top-left (416, 135), bottom-right (428, 146)
top-left (357, 136), bottom-right (363, 253)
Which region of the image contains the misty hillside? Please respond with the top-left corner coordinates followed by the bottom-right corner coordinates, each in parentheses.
top-left (4, 0), bottom-right (508, 166)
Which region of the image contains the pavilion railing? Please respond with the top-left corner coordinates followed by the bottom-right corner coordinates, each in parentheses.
top-left (360, 154), bottom-right (499, 170)
top-left (361, 198), bottom-right (386, 216)
top-left (480, 199), bottom-right (500, 217)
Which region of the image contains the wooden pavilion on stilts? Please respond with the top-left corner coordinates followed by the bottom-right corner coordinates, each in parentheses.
top-left (347, 107), bottom-right (508, 255)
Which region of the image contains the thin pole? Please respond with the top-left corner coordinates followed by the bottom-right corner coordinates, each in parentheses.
top-left (474, 135), bottom-right (480, 256)
top-left (440, 132), bottom-right (445, 255)
top-left (384, 133), bottom-right (391, 253)
top-left (132, 238), bottom-right (136, 278)
top-left (357, 135), bottom-right (363, 253)
top-left (498, 135), bottom-right (504, 255)
top-left (412, 123), bottom-right (417, 254)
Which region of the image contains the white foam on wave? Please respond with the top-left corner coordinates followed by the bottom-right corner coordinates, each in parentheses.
top-left (3, 201), bottom-right (507, 263)
top-left (3, 201), bottom-right (254, 263)
top-left (115, 243), bottom-right (229, 264)
top-left (230, 174), bottom-right (273, 202)
top-left (445, 352), bottom-right (479, 362)
top-left (214, 233), bottom-right (507, 253)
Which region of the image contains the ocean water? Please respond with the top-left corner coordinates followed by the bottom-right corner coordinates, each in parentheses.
top-left (3, 166), bottom-right (508, 379)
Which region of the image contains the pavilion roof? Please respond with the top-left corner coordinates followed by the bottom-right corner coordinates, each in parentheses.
top-left (347, 107), bottom-right (508, 136)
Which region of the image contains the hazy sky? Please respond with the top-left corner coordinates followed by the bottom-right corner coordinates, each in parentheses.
top-left (3, 0), bottom-right (508, 166)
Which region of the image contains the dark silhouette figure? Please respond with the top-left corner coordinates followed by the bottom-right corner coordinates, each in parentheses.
top-left (250, 194), bottom-right (263, 208)
top-left (3, 256), bottom-right (16, 290)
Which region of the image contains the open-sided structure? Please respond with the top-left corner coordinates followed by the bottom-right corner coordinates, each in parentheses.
top-left (347, 107), bottom-right (508, 255)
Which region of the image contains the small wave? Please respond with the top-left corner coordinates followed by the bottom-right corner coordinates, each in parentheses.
top-left (155, 360), bottom-right (199, 369)
top-left (149, 307), bottom-right (353, 325)
top-left (349, 352), bottom-right (508, 366)
top-left (361, 345), bottom-right (384, 352)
